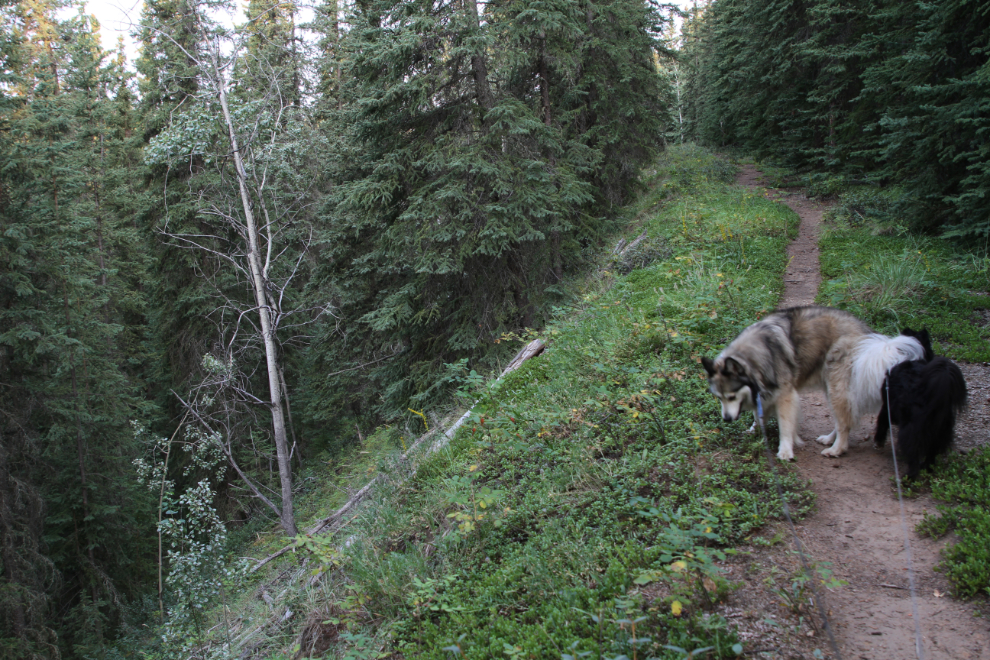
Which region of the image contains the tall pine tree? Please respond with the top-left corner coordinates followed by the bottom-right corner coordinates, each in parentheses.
top-left (301, 0), bottom-right (672, 436)
top-left (1, 3), bottom-right (157, 656)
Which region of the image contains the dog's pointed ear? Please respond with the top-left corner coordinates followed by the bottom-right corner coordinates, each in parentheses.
top-left (723, 357), bottom-right (744, 377)
top-left (918, 328), bottom-right (933, 360)
top-left (701, 356), bottom-right (717, 377)
top-left (903, 327), bottom-right (934, 360)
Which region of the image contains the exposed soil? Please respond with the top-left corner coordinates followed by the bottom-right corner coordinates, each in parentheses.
top-left (722, 163), bottom-right (990, 659)
top-left (954, 361), bottom-right (990, 454)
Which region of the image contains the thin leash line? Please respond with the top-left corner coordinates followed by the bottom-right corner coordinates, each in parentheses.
top-left (756, 394), bottom-right (843, 660)
top-left (885, 375), bottom-right (926, 660)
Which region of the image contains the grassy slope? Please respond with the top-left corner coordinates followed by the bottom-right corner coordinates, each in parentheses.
top-left (177, 146), bottom-right (813, 659)
top-left (374, 149), bottom-right (807, 659)
top-left (811, 192), bottom-right (990, 600)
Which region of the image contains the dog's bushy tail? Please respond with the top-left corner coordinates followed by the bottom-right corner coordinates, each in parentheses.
top-left (896, 357), bottom-right (968, 477)
top-left (850, 334), bottom-right (927, 418)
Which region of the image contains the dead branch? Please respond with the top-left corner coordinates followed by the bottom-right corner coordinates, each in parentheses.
top-left (172, 390), bottom-right (282, 518)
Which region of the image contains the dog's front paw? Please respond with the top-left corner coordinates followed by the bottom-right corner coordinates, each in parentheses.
top-left (820, 446), bottom-right (844, 458)
top-left (815, 432), bottom-right (836, 446)
top-left (777, 446), bottom-right (795, 461)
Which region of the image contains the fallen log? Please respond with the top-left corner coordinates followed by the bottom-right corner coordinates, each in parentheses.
top-left (250, 339), bottom-right (545, 572)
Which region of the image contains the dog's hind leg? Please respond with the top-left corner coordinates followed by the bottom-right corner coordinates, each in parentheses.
top-left (821, 395), bottom-right (854, 458)
top-left (815, 426), bottom-right (837, 446)
top-left (898, 421), bottom-right (924, 479)
top-left (775, 390), bottom-right (801, 461)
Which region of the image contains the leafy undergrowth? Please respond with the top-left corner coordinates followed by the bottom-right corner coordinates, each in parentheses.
top-left (162, 146), bottom-right (812, 660)
top-left (816, 193), bottom-right (990, 361)
top-left (915, 446), bottom-right (990, 599)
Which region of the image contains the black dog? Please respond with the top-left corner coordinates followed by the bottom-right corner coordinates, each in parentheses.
top-left (874, 329), bottom-right (967, 478)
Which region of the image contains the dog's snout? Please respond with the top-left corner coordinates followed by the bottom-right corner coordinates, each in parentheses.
top-left (723, 413), bottom-right (736, 422)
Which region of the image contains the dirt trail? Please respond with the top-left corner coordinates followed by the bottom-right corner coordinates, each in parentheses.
top-left (735, 164), bottom-right (990, 659)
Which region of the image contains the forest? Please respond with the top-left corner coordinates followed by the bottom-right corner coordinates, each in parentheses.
top-left (681, 0), bottom-right (990, 236)
top-left (0, 0), bottom-right (987, 656)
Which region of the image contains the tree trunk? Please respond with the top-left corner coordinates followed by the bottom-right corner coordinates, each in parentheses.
top-left (214, 63), bottom-right (298, 537)
top-left (0, 438), bottom-right (27, 639)
top-left (538, 32), bottom-right (551, 126)
top-left (333, 0), bottom-right (342, 110)
top-left (290, 5), bottom-right (301, 106)
top-left (465, 0), bottom-right (494, 113)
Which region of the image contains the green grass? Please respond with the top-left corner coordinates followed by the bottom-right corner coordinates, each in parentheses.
top-left (147, 146), bottom-right (815, 659)
top-left (817, 205), bottom-right (990, 361)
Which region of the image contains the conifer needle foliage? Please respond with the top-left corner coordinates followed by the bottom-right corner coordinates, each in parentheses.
top-left (305, 0), bottom-right (673, 429)
top-left (682, 0), bottom-right (990, 236)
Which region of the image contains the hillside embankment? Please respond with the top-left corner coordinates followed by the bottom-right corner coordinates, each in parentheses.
top-left (152, 148), bottom-right (990, 660)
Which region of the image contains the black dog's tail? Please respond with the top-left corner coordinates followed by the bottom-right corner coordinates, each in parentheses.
top-left (898, 357), bottom-right (967, 477)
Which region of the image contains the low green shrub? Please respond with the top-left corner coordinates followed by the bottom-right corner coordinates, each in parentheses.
top-left (824, 186), bottom-right (906, 227)
top-left (918, 447), bottom-right (990, 598)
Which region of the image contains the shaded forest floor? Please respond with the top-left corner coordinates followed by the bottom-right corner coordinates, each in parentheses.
top-left (728, 163), bottom-right (990, 659)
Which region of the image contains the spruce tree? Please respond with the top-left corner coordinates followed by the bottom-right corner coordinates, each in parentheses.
top-left (241, 0), bottom-right (301, 105)
top-left (867, 0), bottom-right (990, 234)
top-left (302, 0), bottom-right (672, 434)
top-left (0, 5), bottom-right (61, 657)
top-left (136, 0), bottom-right (217, 394)
top-left (685, 0), bottom-right (989, 235)
top-left (1, 4), bottom-right (157, 655)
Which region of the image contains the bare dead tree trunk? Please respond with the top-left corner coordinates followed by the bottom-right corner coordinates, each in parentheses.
top-left (214, 59), bottom-right (297, 537)
top-left (671, 60), bottom-right (684, 143)
top-left (147, 16), bottom-right (321, 539)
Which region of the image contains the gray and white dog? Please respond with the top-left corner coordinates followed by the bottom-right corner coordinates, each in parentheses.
top-left (702, 306), bottom-right (926, 460)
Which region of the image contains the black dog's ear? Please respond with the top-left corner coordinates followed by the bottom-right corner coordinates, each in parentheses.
top-left (701, 356), bottom-right (717, 377)
top-left (902, 327), bottom-right (934, 361)
top-left (918, 328), bottom-right (933, 361)
top-left (722, 357), bottom-right (744, 377)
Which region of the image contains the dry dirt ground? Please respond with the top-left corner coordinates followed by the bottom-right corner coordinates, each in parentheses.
top-left (711, 164), bottom-right (990, 659)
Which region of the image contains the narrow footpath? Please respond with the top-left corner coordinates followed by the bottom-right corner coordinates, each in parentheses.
top-left (735, 164), bottom-right (990, 659)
